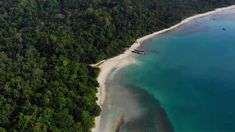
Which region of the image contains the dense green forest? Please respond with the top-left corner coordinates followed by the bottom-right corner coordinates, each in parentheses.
top-left (1, 0), bottom-right (235, 131)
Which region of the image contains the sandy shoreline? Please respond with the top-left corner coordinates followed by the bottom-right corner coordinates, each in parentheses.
top-left (91, 5), bottom-right (235, 132)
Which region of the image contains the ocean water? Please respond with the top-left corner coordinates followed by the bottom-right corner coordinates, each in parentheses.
top-left (99, 9), bottom-right (235, 132)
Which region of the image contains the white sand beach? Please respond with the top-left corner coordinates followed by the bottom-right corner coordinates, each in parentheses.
top-left (91, 4), bottom-right (235, 132)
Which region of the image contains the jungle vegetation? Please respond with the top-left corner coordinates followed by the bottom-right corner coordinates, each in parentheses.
top-left (1, 0), bottom-right (235, 131)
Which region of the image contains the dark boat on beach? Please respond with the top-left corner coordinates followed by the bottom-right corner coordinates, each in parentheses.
top-left (132, 49), bottom-right (146, 55)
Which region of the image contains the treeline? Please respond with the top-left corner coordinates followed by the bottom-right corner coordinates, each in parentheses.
top-left (1, 0), bottom-right (235, 131)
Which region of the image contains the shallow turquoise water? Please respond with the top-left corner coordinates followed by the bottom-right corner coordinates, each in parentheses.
top-left (119, 10), bottom-right (235, 131)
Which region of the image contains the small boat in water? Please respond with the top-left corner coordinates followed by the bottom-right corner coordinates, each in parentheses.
top-left (132, 49), bottom-right (146, 55)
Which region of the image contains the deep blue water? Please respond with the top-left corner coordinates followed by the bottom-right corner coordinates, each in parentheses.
top-left (99, 9), bottom-right (235, 132)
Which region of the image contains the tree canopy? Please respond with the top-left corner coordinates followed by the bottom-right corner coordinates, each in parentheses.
top-left (1, 0), bottom-right (235, 131)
